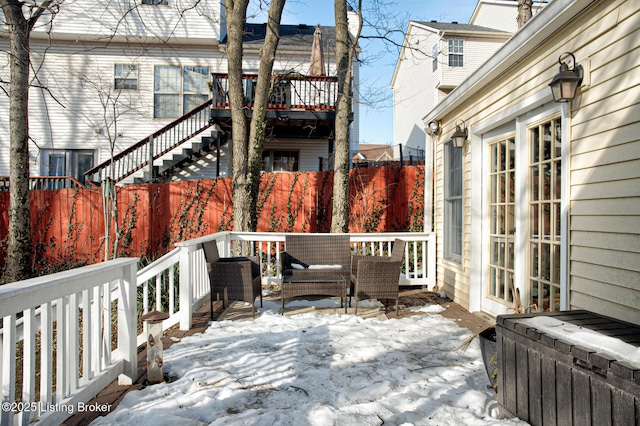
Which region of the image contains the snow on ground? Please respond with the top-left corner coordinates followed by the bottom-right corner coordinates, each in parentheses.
top-left (93, 299), bottom-right (528, 426)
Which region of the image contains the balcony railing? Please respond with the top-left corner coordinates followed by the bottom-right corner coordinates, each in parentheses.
top-left (211, 73), bottom-right (338, 112)
top-left (0, 231), bottom-right (434, 425)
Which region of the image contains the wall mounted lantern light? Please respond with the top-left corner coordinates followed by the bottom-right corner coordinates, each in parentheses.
top-left (549, 52), bottom-right (583, 103)
top-left (426, 120), bottom-right (441, 136)
top-left (451, 120), bottom-right (467, 148)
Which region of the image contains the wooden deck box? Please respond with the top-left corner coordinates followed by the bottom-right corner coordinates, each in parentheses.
top-left (496, 310), bottom-right (640, 426)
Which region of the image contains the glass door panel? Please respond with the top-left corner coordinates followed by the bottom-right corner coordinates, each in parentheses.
top-left (528, 117), bottom-right (562, 312)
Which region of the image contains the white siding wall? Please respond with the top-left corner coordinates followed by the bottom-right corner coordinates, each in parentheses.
top-left (440, 37), bottom-right (505, 88)
top-left (470, 0), bottom-right (546, 32)
top-left (392, 26), bottom-right (438, 161)
top-left (23, 0), bottom-right (224, 42)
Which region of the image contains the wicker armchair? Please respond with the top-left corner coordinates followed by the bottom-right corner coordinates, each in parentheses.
top-left (351, 259), bottom-right (403, 315)
top-left (350, 239), bottom-right (405, 315)
top-left (202, 241), bottom-right (263, 319)
top-left (350, 238), bottom-right (406, 284)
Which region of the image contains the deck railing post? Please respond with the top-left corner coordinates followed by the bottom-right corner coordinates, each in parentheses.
top-left (179, 245), bottom-right (194, 330)
top-left (427, 235), bottom-right (436, 290)
top-left (118, 261), bottom-right (138, 385)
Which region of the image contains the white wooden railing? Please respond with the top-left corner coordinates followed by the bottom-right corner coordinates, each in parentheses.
top-left (0, 258), bottom-right (138, 426)
top-left (0, 231), bottom-right (435, 425)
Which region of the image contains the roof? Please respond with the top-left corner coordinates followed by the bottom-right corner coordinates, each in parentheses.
top-left (222, 23), bottom-right (336, 52)
top-left (353, 144), bottom-right (394, 162)
top-left (414, 21), bottom-right (509, 34)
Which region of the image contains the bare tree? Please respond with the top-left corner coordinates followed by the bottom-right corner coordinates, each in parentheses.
top-left (0, 0), bottom-right (58, 282)
top-left (331, 0), bottom-right (362, 233)
top-left (227, 0), bottom-right (286, 232)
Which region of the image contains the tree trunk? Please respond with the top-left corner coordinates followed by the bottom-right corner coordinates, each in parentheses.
top-left (226, 0), bottom-right (251, 232)
top-left (517, 0), bottom-right (533, 28)
top-left (246, 0), bottom-right (286, 231)
top-left (331, 0), bottom-right (361, 233)
top-left (2, 1), bottom-right (33, 282)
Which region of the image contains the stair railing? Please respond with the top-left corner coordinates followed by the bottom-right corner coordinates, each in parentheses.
top-left (84, 99), bottom-right (214, 183)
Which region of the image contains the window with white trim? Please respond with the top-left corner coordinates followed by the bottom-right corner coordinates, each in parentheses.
top-left (154, 65), bottom-right (209, 118)
top-left (432, 44), bottom-right (438, 72)
top-left (444, 141), bottom-right (463, 262)
top-left (262, 150), bottom-right (299, 172)
top-left (114, 64), bottom-right (138, 90)
top-left (41, 149), bottom-right (94, 185)
top-left (142, 0), bottom-right (168, 5)
top-left (448, 39), bottom-right (464, 67)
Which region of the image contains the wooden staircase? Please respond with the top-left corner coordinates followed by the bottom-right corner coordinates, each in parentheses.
top-left (84, 99), bottom-right (215, 184)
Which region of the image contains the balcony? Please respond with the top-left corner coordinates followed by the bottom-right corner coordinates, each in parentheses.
top-left (211, 73), bottom-right (338, 139)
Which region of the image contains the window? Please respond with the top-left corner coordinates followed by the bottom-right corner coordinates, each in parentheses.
top-left (262, 150), bottom-right (299, 172)
top-left (154, 65), bottom-right (209, 118)
top-left (444, 141), bottom-right (463, 262)
top-left (41, 149), bottom-right (94, 185)
top-left (142, 0), bottom-right (168, 5)
top-left (183, 66), bottom-right (210, 112)
top-left (448, 39), bottom-right (464, 67)
top-left (488, 137), bottom-right (516, 304)
top-left (432, 44), bottom-right (438, 72)
top-left (114, 64), bottom-right (138, 90)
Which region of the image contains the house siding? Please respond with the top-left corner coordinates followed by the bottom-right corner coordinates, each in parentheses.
top-left (430, 0), bottom-right (640, 323)
top-left (567, 0), bottom-right (640, 323)
top-left (392, 26), bottom-right (438, 160)
top-left (23, 0), bottom-right (224, 41)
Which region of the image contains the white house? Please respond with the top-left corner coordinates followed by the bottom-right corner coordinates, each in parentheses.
top-left (391, 19), bottom-right (511, 163)
top-left (0, 1), bottom-right (360, 185)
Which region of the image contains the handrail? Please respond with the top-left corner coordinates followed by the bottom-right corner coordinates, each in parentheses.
top-left (84, 98), bottom-right (214, 183)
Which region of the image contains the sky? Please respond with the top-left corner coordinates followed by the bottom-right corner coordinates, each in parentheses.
top-left (92, 297), bottom-right (529, 425)
top-left (251, 0), bottom-right (480, 148)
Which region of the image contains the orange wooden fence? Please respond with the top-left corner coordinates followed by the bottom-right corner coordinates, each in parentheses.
top-left (0, 166), bottom-right (426, 271)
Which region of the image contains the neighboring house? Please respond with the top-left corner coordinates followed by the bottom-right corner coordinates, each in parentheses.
top-left (0, 1), bottom-right (360, 185)
top-left (423, 0), bottom-right (640, 324)
top-left (352, 143), bottom-right (394, 166)
top-left (469, 0), bottom-right (548, 33)
top-left (391, 20), bottom-right (510, 163)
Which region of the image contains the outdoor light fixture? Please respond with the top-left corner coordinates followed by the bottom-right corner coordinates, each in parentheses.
top-left (140, 310), bottom-right (170, 384)
top-left (451, 120), bottom-right (467, 148)
top-left (427, 120), bottom-right (440, 136)
top-left (549, 52), bottom-right (583, 103)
